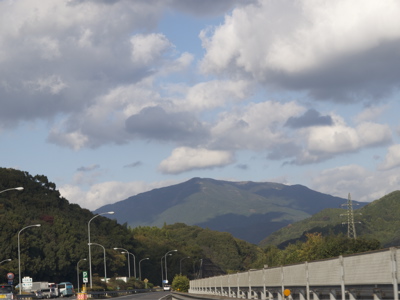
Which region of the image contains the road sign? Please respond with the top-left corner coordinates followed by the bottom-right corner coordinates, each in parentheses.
top-left (7, 273), bottom-right (14, 280)
top-left (82, 271), bottom-right (88, 283)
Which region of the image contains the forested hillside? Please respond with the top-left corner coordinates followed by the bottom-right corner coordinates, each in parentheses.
top-left (0, 168), bottom-right (265, 287)
top-left (260, 191), bottom-right (400, 248)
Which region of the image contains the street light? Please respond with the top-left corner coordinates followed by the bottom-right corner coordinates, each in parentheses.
top-left (180, 256), bottom-right (190, 274)
top-left (121, 251), bottom-right (136, 279)
top-left (113, 248), bottom-right (130, 278)
top-left (0, 259), bottom-right (11, 264)
top-left (164, 250), bottom-right (177, 285)
top-left (88, 243), bottom-right (107, 285)
top-left (18, 224), bottom-right (41, 294)
top-left (160, 253), bottom-right (172, 286)
top-left (88, 211), bottom-right (114, 288)
top-left (76, 258), bottom-right (87, 293)
top-left (0, 187), bottom-right (24, 194)
top-left (139, 258), bottom-right (149, 281)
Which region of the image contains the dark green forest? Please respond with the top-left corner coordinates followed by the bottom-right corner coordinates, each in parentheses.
top-left (0, 167), bottom-right (386, 291)
top-left (0, 168), bottom-right (264, 289)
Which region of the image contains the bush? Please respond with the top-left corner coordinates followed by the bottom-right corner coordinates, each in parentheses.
top-left (171, 274), bottom-right (189, 292)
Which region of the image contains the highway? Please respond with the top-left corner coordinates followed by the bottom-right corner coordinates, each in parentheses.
top-left (99, 292), bottom-right (171, 300)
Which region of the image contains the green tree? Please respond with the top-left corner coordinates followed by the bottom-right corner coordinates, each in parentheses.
top-left (172, 274), bottom-right (189, 292)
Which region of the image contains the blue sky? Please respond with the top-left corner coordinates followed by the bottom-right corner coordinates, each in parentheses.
top-left (1, 0), bottom-right (400, 210)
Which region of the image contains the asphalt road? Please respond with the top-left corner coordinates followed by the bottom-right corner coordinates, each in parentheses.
top-left (105, 292), bottom-right (171, 300)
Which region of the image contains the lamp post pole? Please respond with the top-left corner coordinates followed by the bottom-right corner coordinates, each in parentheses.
top-left (0, 187), bottom-right (24, 194)
top-left (76, 258), bottom-right (87, 293)
top-left (88, 211), bottom-right (114, 288)
top-left (139, 258), bottom-right (149, 281)
top-left (88, 243), bottom-right (107, 285)
top-left (0, 259), bottom-right (11, 265)
top-left (122, 251), bottom-right (136, 279)
top-left (164, 250), bottom-right (177, 285)
top-left (18, 224), bottom-right (41, 294)
top-left (114, 248), bottom-right (130, 279)
top-left (160, 256), bottom-right (164, 286)
top-left (180, 256), bottom-right (190, 275)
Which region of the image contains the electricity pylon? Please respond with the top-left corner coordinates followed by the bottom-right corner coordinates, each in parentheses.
top-left (340, 193), bottom-right (361, 239)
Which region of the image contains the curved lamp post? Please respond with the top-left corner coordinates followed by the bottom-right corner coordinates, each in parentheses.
top-left (77, 258), bottom-right (87, 293)
top-left (88, 243), bottom-right (107, 284)
top-left (139, 258), bottom-right (149, 281)
top-left (180, 256), bottom-right (190, 275)
top-left (0, 187), bottom-right (24, 194)
top-left (164, 250), bottom-right (177, 285)
top-left (121, 251), bottom-right (136, 279)
top-left (113, 248), bottom-right (130, 279)
top-left (88, 211), bottom-right (114, 288)
top-left (0, 259), bottom-right (11, 264)
top-left (18, 224), bottom-right (41, 294)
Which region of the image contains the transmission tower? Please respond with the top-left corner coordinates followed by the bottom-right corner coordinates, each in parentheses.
top-left (340, 193), bottom-right (360, 239)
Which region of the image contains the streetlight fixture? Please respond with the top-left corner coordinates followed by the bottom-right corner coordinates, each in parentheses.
top-left (164, 250), bottom-right (177, 285)
top-left (88, 243), bottom-right (107, 285)
top-left (139, 258), bottom-right (149, 281)
top-left (0, 259), bottom-right (11, 264)
top-left (88, 211), bottom-right (114, 288)
top-left (0, 187), bottom-right (24, 194)
top-left (180, 256), bottom-right (190, 275)
top-left (121, 251), bottom-right (136, 279)
top-left (113, 248), bottom-right (130, 279)
top-left (76, 258), bottom-right (87, 293)
top-left (18, 224), bottom-right (41, 294)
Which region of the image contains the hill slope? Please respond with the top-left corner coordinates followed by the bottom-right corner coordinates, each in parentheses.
top-left (95, 177), bottom-right (360, 244)
top-left (259, 191), bottom-right (400, 248)
top-left (0, 168), bottom-right (267, 285)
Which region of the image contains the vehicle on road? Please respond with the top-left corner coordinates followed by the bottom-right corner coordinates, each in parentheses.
top-left (33, 290), bottom-right (44, 299)
top-left (0, 284), bottom-right (15, 300)
top-left (163, 285), bottom-right (171, 291)
top-left (57, 282), bottom-right (74, 297)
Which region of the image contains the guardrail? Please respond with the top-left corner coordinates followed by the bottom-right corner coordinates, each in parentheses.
top-left (189, 247), bottom-right (400, 300)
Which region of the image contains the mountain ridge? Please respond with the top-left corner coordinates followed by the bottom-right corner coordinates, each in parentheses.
top-left (95, 177), bottom-right (362, 244)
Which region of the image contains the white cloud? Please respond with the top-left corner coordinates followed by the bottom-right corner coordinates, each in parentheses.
top-left (178, 79), bottom-right (253, 111)
top-left (130, 33), bottom-right (173, 66)
top-left (199, 0), bottom-right (400, 101)
top-left (378, 144), bottom-right (400, 170)
top-left (210, 101), bottom-right (303, 150)
top-left (312, 164), bottom-right (400, 202)
top-left (306, 121), bottom-right (391, 154)
top-left (159, 147), bottom-right (234, 174)
top-left (59, 179), bottom-right (179, 211)
top-left (354, 105), bottom-right (388, 123)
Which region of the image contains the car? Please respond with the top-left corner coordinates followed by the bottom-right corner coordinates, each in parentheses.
top-left (163, 285), bottom-right (171, 291)
top-left (0, 284), bottom-right (15, 300)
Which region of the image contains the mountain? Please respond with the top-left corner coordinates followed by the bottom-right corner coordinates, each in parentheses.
top-left (95, 177), bottom-right (362, 244)
top-left (259, 190), bottom-right (400, 248)
top-left (0, 168), bottom-right (266, 285)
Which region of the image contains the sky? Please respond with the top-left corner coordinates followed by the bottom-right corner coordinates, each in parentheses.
top-left (1, 0), bottom-right (400, 211)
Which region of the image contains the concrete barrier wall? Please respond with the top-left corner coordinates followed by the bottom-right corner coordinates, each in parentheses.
top-left (189, 247), bottom-right (400, 300)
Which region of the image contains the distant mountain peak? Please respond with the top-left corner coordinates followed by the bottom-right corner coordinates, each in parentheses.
top-left (95, 177), bottom-right (351, 244)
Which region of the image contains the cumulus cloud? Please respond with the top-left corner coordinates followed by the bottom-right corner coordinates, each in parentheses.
top-left (125, 106), bottom-right (209, 143)
top-left (378, 144), bottom-right (400, 170)
top-left (210, 101), bottom-right (303, 150)
top-left (285, 109), bottom-right (333, 128)
top-left (292, 116), bottom-right (392, 164)
top-left (354, 105), bottom-right (389, 123)
top-left (200, 0), bottom-right (400, 102)
top-left (59, 179), bottom-right (179, 210)
top-left (312, 164), bottom-right (400, 202)
top-left (159, 147), bottom-right (234, 174)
